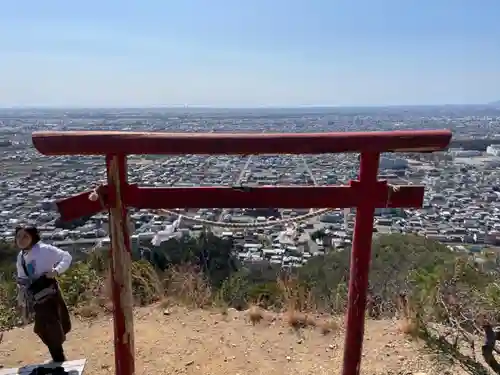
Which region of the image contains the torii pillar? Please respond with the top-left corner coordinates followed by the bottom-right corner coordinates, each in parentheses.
top-left (32, 129), bottom-right (451, 375)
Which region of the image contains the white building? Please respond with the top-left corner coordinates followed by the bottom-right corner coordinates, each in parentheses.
top-left (486, 144), bottom-right (500, 157)
top-left (449, 148), bottom-right (482, 157)
top-left (379, 156), bottom-right (408, 170)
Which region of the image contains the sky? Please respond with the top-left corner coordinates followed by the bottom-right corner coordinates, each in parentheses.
top-left (0, 0), bottom-right (499, 108)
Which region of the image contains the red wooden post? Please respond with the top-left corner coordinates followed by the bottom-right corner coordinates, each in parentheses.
top-left (342, 152), bottom-right (380, 375)
top-left (30, 129), bottom-right (452, 375)
top-left (106, 155), bottom-right (135, 375)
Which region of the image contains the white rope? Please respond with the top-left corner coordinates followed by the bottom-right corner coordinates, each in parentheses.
top-left (155, 156), bottom-right (332, 230)
top-left (154, 183), bottom-right (400, 229)
top-left (88, 181), bottom-right (333, 230)
top-left (155, 207), bottom-right (332, 229)
top-left (88, 184), bottom-right (400, 230)
top-left (87, 158), bottom-right (401, 231)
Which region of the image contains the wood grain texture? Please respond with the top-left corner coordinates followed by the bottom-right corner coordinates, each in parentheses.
top-left (32, 130), bottom-right (452, 155)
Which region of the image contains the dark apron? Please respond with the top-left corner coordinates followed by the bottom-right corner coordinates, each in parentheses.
top-left (33, 286), bottom-right (71, 348)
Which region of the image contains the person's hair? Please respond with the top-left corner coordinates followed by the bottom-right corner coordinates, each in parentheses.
top-left (15, 225), bottom-right (41, 248)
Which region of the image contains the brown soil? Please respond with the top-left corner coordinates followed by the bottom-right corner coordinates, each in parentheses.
top-left (0, 306), bottom-right (485, 375)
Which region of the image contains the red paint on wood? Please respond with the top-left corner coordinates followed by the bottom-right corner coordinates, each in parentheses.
top-left (32, 129), bottom-right (452, 156)
top-left (32, 129), bottom-right (454, 375)
top-left (55, 183), bottom-right (424, 221)
top-left (342, 153), bottom-right (380, 375)
top-left (55, 185), bottom-right (110, 221)
top-left (125, 184), bottom-right (424, 209)
top-left (106, 155), bottom-right (135, 375)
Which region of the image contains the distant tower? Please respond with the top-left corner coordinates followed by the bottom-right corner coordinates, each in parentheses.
top-left (344, 207), bottom-right (350, 229)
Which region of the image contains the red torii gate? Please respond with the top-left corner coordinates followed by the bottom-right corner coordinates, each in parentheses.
top-left (32, 129), bottom-right (451, 375)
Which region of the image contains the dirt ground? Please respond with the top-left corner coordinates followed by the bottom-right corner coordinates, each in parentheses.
top-left (0, 306), bottom-right (487, 375)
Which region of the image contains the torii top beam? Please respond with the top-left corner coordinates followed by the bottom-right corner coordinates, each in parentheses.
top-left (32, 129), bottom-right (452, 155)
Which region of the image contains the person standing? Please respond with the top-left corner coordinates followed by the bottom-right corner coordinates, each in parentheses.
top-left (15, 225), bottom-right (73, 363)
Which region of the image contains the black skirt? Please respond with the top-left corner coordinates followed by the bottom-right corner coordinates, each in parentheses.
top-left (33, 285), bottom-right (71, 348)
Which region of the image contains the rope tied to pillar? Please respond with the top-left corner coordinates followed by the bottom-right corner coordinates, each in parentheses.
top-left (88, 184), bottom-right (107, 211)
top-left (85, 181), bottom-right (403, 230)
top-left (386, 184), bottom-right (400, 208)
top-left (86, 182), bottom-right (333, 229)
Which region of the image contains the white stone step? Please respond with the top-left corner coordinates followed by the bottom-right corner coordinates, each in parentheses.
top-left (0, 359), bottom-right (87, 375)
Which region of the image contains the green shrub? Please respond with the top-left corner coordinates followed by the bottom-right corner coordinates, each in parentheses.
top-left (58, 261), bottom-right (102, 307)
top-left (247, 282), bottom-right (283, 308)
top-left (0, 279), bottom-right (18, 329)
top-left (216, 272), bottom-right (250, 309)
top-left (130, 260), bottom-right (162, 306)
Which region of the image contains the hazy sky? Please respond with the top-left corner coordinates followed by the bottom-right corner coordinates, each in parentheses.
top-left (1, 0), bottom-right (499, 107)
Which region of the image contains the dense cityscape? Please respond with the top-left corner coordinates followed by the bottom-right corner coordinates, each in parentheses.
top-left (1, 105), bottom-right (500, 268)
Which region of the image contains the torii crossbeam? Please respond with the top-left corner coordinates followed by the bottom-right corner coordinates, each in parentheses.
top-left (32, 129), bottom-right (452, 375)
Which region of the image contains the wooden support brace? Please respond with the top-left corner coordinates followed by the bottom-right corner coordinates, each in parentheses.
top-left (55, 183), bottom-right (424, 222)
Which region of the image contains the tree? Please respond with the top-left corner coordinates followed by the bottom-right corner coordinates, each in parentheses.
top-left (143, 231), bottom-right (239, 288)
top-left (310, 229), bottom-right (327, 242)
top-left (298, 234), bottom-right (457, 313)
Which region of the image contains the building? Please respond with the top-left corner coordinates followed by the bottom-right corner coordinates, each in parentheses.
top-left (486, 144), bottom-right (500, 157)
top-left (379, 156), bottom-right (408, 170)
top-left (449, 148), bottom-right (482, 157)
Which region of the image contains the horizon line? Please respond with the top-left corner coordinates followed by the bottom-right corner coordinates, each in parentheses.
top-left (0, 103), bottom-right (498, 110)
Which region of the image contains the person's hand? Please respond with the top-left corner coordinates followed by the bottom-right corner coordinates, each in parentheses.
top-left (45, 269), bottom-right (58, 279)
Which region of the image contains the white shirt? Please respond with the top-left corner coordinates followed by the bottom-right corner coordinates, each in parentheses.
top-left (16, 242), bottom-right (72, 279)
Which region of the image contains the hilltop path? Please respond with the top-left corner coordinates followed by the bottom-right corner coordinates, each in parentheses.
top-left (0, 306), bottom-right (481, 375)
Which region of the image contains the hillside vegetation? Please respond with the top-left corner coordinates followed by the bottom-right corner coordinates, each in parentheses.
top-left (2, 233), bottom-right (500, 373)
